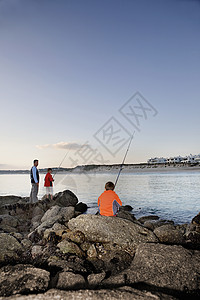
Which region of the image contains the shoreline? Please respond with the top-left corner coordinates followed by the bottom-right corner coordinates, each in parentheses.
top-left (1, 163), bottom-right (200, 175)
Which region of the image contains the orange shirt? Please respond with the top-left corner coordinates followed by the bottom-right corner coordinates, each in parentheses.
top-left (98, 190), bottom-right (122, 216)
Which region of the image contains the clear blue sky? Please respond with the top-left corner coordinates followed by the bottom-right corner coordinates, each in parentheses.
top-left (0, 0), bottom-right (199, 169)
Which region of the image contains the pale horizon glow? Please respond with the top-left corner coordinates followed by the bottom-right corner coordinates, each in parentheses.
top-left (0, 0), bottom-right (199, 170)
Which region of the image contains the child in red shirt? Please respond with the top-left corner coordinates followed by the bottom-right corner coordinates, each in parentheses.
top-left (44, 168), bottom-right (54, 200)
top-left (98, 181), bottom-right (122, 216)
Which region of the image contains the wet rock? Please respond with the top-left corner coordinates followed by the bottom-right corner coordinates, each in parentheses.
top-left (124, 243), bottom-right (200, 292)
top-left (0, 264), bottom-right (50, 297)
top-left (192, 213), bottom-right (200, 225)
top-left (56, 271), bottom-right (86, 290)
top-left (53, 190), bottom-right (78, 207)
top-left (119, 205), bottom-right (133, 212)
top-left (68, 215), bottom-right (158, 254)
top-left (138, 215), bottom-right (160, 224)
top-left (75, 202), bottom-right (88, 213)
top-left (0, 233), bottom-right (24, 264)
top-left (153, 224), bottom-right (185, 244)
top-left (116, 210), bottom-right (136, 222)
top-left (57, 240), bottom-right (85, 257)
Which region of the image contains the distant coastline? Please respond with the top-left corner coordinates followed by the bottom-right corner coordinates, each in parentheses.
top-left (0, 163), bottom-right (200, 174)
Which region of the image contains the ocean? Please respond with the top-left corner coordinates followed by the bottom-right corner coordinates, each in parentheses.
top-left (0, 171), bottom-right (200, 224)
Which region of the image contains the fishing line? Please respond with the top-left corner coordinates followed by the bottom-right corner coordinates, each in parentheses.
top-left (53, 145), bottom-right (72, 179)
top-left (114, 133), bottom-right (134, 188)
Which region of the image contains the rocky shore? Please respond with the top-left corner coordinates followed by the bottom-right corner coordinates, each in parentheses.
top-left (0, 191), bottom-right (200, 299)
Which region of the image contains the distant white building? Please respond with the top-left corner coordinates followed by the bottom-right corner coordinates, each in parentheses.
top-left (147, 157), bottom-right (167, 164)
top-left (187, 154), bottom-right (200, 164)
top-left (147, 154), bottom-right (200, 164)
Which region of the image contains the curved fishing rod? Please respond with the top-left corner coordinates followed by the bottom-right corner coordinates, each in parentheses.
top-left (53, 146), bottom-right (72, 179)
top-left (114, 133), bottom-right (134, 188)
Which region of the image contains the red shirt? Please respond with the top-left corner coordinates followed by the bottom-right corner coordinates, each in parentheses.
top-left (44, 173), bottom-right (53, 187)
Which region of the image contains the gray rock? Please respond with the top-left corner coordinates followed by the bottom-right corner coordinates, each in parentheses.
top-left (21, 239), bottom-right (32, 249)
top-left (125, 243), bottom-right (200, 292)
top-left (0, 195), bottom-right (22, 208)
top-left (101, 273), bottom-right (126, 287)
top-left (31, 245), bottom-right (43, 258)
top-left (56, 271), bottom-right (86, 290)
top-left (138, 215), bottom-right (159, 224)
top-left (1, 287), bottom-right (177, 299)
top-left (143, 221), bottom-right (155, 230)
top-left (48, 256), bottom-right (88, 273)
top-left (68, 215), bottom-right (158, 254)
top-left (119, 205), bottom-right (133, 212)
top-left (35, 206), bottom-right (75, 235)
top-left (154, 224), bottom-right (185, 244)
top-left (41, 205), bottom-right (61, 223)
top-left (0, 233), bottom-right (23, 263)
top-left (57, 240), bottom-right (85, 257)
top-left (0, 264), bottom-right (50, 297)
top-left (75, 202), bottom-right (88, 213)
top-left (116, 210), bottom-right (136, 222)
top-left (53, 190), bottom-right (78, 207)
top-left (0, 214), bottom-right (20, 228)
top-left (87, 272), bottom-right (106, 288)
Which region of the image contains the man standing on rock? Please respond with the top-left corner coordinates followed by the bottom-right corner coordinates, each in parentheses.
top-left (30, 159), bottom-right (39, 203)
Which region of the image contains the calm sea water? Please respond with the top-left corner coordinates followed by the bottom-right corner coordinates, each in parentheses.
top-left (0, 171), bottom-right (200, 224)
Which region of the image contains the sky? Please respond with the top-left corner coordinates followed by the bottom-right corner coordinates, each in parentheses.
top-left (0, 0), bottom-right (199, 170)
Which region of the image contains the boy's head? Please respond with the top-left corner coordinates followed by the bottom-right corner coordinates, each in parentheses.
top-left (105, 181), bottom-right (115, 191)
top-left (47, 168), bottom-right (52, 173)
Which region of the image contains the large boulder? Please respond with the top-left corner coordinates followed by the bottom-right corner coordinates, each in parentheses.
top-left (153, 224), bottom-right (185, 244)
top-left (68, 215), bottom-right (158, 254)
top-left (53, 190), bottom-right (78, 207)
top-left (125, 243), bottom-right (200, 293)
top-left (0, 233), bottom-right (24, 264)
top-left (0, 264), bottom-right (50, 297)
top-left (35, 206), bottom-right (75, 235)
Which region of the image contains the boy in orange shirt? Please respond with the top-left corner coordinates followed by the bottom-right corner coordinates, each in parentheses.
top-left (44, 168), bottom-right (54, 200)
top-left (98, 181), bottom-right (122, 216)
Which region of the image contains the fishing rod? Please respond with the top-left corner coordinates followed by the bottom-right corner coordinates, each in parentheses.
top-left (114, 133), bottom-right (134, 188)
top-left (53, 146), bottom-right (72, 179)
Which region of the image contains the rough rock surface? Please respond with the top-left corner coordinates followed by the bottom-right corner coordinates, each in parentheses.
top-left (68, 215), bottom-right (158, 253)
top-left (125, 243), bottom-right (200, 292)
top-left (153, 224), bottom-right (185, 244)
top-left (0, 287), bottom-right (177, 300)
top-left (56, 271), bottom-right (86, 290)
top-left (0, 233), bottom-right (24, 264)
top-left (53, 190), bottom-right (78, 207)
top-left (33, 206), bottom-right (75, 235)
top-left (0, 264), bottom-right (50, 297)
